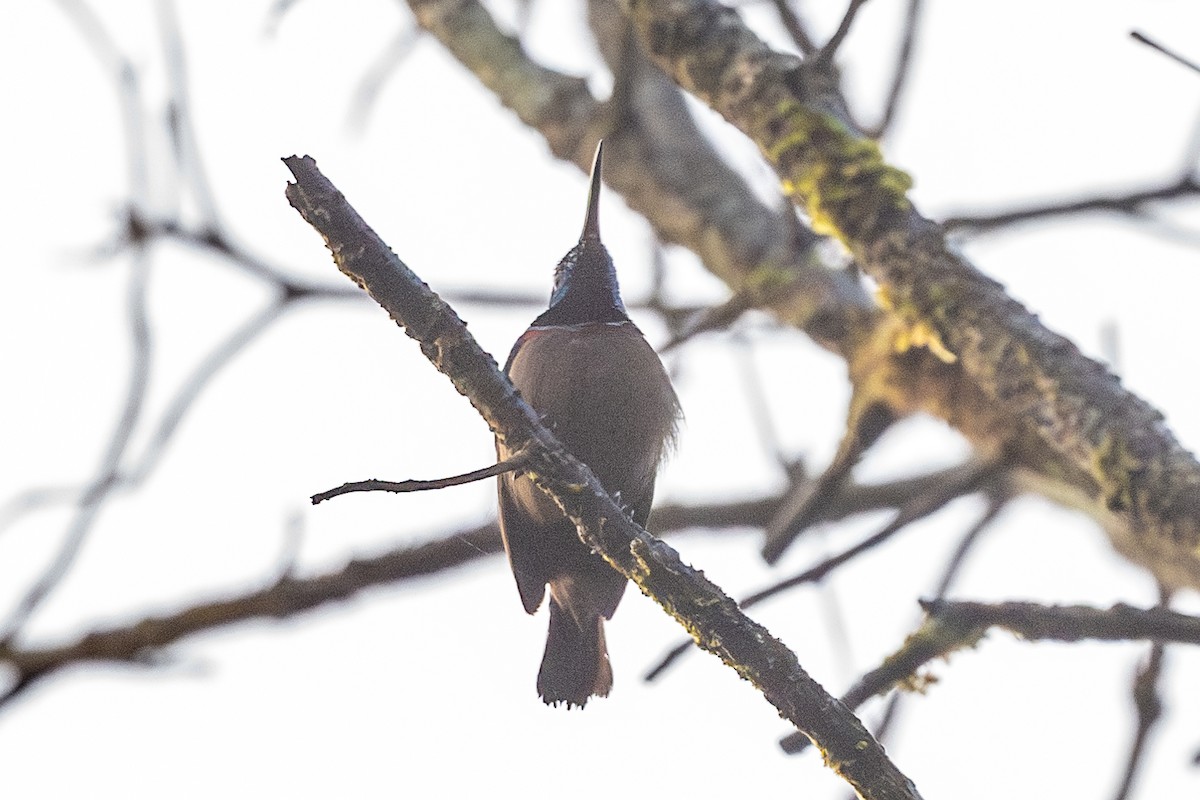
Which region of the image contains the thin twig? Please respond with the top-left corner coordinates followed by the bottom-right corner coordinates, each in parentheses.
top-left (312, 453), bottom-right (531, 504)
top-left (3, 475), bottom-right (1016, 705)
top-left (124, 298), bottom-right (292, 483)
top-left (781, 489), bottom-right (1011, 754)
top-left (944, 175), bottom-right (1200, 233)
top-left (770, 0), bottom-right (817, 55)
top-left (0, 298), bottom-right (292, 542)
top-left (157, 0), bottom-right (222, 228)
top-left (1131, 30), bottom-right (1200, 76)
top-left (647, 458), bottom-right (1001, 681)
top-left (866, 0), bottom-right (922, 139)
top-left (1110, 641), bottom-right (1166, 800)
top-left (661, 291), bottom-right (758, 352)
top-left (931, 490), bottom-right (1008, 598)
top-left (761, 401), bottom-right (898, 563)
top-left (813, 0), bottom-right (870, 68)
top-left (284, 154), bottom-right (923, 800)
top-left (54, 0), bottom-right (148, 199)
top-left (347, 24), bottom-right (422, 132)
top-left (0, 250), bottom-right (154, 644)
top-left (732, 331), bottom-right (789, 469)
top-left (753, 459), bottom-right (998, 606)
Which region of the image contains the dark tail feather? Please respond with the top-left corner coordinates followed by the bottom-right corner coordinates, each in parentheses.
top-left (537, 596), bottom-right (612, 708)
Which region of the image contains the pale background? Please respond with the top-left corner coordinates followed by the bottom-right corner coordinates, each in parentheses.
top-left (3, 1), bottom-right (1200, 798)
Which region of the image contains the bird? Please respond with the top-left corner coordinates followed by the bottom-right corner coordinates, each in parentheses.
top-left (496, 142), bottom-right (681, 708)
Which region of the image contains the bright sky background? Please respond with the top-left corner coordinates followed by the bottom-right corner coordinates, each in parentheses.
top-left (3, 1), bottom-right (1200, 798)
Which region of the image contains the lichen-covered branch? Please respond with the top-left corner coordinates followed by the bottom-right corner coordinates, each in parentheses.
top-left (402, 0), bottom-right (1200, 594)
top-left (283, 155), bottom-right (924, 800)
top-left (780, 598), bottom-right (1200, 754)
top-left (624, 0), bottom-right (1200, 590)
top-left (920, 600), bottom-right (1200, 644)
top-left (406, 0), bottom-right (874, 352)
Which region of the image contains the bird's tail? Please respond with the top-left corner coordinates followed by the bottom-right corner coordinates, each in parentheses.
top-left (537, 594), bottom-right (612, 708)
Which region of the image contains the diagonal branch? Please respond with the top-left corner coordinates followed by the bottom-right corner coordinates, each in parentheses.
top-left (779, 489), bottom-right (1011, 754)
top-left (409, 0), bottom-right (875, 353)
top-left (865, 0), bottom-right (922, 139)
top-left (812, 0), bottom-right (869, 69)
top-left (624, 0), bottom-right (1200, 592)
top-left (770, 0), bottom-right (816, 56)
top-left (282, 154), bottom-right (923, 800)
top-left (1130, 30), bottom-right (1200, 76)
top-left (647, 458), bottom-right (1003, 680)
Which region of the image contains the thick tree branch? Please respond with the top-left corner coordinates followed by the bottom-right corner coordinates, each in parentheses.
top-left (282, 155), bottom-right (923, 800)
top-left (624, 0), bottom-right (1200, 591)
top-left (408, 0), bottom-right (875, 353)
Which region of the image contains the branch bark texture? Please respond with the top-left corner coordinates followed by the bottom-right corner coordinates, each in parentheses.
top-left (623, 0), bottom-right (1200, 590)
top-left (282, 155), bottom-right (924, 800)
top-left (407, 0), bottom-right (874, 351)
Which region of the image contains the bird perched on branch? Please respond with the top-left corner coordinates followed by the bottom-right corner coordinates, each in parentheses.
top-left (496, 142), bottom-right (681, 708)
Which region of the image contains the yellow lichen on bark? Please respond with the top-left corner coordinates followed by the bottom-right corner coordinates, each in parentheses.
top-left (764, 97), bottom-right (912, 244)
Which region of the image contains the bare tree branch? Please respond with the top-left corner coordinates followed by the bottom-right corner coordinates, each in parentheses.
top-left (812, 0), bottom-right (869, 69)
top-left (762, 401), bottom-right (897, 563)
top-left (780, 488), bottom-right (1011, 754)
top-left (1131, 30), bottom-right (1200, 76)
top-left (647, 457), bottom-right (1004, 680)
top-left (623, 0), bottom-right (1200, 592)
top-left (920, 600), bottom-right (1200, 643)
top-left (943, 174), bottom-right (1200, 234)
top-left (770, 0), bottom-right (816, 56)
top-left (312, 453), bottom-right (531, 503)
top-left (0, 249), bottom-right (154, 645)
top-left (1110, 640), bottom-right (1166, 800)
top-left (158, 0), bottom-right (222, 228)
top-left (0, 453), bottom-right (1023, 705)
top-left (282, 154), bottom-right (924, 800)
top-left (347, 23), bottom-right (422, 132)
top-left (0, 521), bottom-right (506, 704)
top-left (865, 0), bottom-right (922, 139)
top-left (412, 0), bottom-right (876, 354)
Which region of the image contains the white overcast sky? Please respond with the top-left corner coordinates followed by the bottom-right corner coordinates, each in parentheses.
top-left (3, 1), bottom-right (1200, 798)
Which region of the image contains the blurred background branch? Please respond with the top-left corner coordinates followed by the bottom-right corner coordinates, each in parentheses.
top-left (5, 1), bottom-right (1200, 797)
